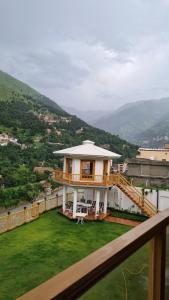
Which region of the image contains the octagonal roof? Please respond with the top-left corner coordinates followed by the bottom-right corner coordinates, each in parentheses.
top-left (54, 140), bottom-right (121, 159)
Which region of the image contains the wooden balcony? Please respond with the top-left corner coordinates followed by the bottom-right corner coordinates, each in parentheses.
top-left (53, 169), bottom-right (113, 187)
top-left (17, 208), bottom-right (169, 300)
top-left (53, 169), bottom-right (157, 217)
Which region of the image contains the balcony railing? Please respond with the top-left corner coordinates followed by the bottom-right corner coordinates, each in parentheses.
top-left (53, 169), bottom-right (157, 217)
top-left (53, 169), bottom-right (111, 186)
top-left (18, 208), bottom-right (169, 300)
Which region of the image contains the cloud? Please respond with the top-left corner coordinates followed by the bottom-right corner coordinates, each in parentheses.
top-left (46, 35), bottom-right (169, 109)
top-left (1, 34), bottom-right (169, 110)
top-left (1, 0), bottom-right (169, 110)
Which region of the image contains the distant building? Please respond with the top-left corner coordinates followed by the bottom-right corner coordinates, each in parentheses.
top-left (0, 133), bottom-right (9, 146)
top-left (33, 167), bottom-right (54, 174)
top-left (111, 163), bottom-right (128, 174)
top-left (76, 127), bottom-right (84, 134)
top-left (137, 144), bottom-right (169, 161)
top-left (60, 116), bottom-right (72, 123)
top-left (38, 114), bottom-right (56, 125)
top-left (126, 158), bottom-right (169, 186)
top-left (125, 144), bottom-right (169, 186)
top-left (0, 133), bottom-right (19, 146)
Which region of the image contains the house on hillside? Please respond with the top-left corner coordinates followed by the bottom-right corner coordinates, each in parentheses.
top-left (0, 133), bottom-right (19, 146)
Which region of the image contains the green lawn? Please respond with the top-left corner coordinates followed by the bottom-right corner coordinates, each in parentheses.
top-left (81, 228), bottom-right (169, 300)
top-left (0, 210), bottom-right (130, 300)
top-left (0, 210), bottom-right (168, 300)
top-left (110, 208), bottom-right (148, 222)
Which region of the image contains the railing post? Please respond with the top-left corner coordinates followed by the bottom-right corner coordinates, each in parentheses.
top-left (24, 206), bottom-right (27, 223)
top-left (37, 202), bottom-right (40, 217)
top-left (118, 173), bottom-right (120, 185)
top-left (142, 188), bottom-right (144, 208)
top-left (7, 211), bottom-right (11, 231)
top-left (44, 196), bottom-right (47, 211)
top-left (148, 227), bottom-right (166, 300)
top-left (56, 193), bottom-right (58, 207)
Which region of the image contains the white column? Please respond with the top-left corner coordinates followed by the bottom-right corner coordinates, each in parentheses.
top-left (104, 189), bottom-right (108, 214)
top-left (73, 188), bottom-right (78, 218)
top-left (120, 189), bottom-right (124, 210)
top-left (117, 187), bottom-right (123, 210)
top-left (95, 189), bottom-right (100, 216)
top-left (62, 185), bottom-right (67, 212)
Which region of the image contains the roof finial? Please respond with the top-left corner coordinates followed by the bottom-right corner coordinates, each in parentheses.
top-left (82, 140), bottom-right (95, 145)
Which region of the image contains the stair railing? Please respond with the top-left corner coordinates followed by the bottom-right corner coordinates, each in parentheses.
top-left (109, 173), bottom-right (157, 216)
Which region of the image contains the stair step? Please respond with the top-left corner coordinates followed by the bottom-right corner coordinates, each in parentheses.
top-left (116, 178), bottom-right (156, 217)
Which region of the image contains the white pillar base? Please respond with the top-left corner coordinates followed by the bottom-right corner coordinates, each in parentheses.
top-left (73, 188), bottom-right (78, 218)
top-left (63, 185), bottom-right (67, 212)
top-left (104, 189), bottom-right (108, 214)
top-left (95, 190), bottom-right (100, 217)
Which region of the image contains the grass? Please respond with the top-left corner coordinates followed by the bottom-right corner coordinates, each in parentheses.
top-left (110, 208), bottom-right (148, 222)
top-left (0, 210), bottom-right (130, 300)
top-left (81, 228), bottom-right (169, 300)
top-left (0, 210), bottom-right (168, 300)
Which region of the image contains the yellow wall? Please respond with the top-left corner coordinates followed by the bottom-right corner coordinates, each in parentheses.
top-left (137, 149), bottom-right (169, 161)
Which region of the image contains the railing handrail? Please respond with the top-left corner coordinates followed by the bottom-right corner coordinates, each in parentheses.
top-left (54, 169), bottom-right (107, 185)
top-left (109, 173), bottom-right (157, 214)
top-left (17, 208), bottom-right (169, 300)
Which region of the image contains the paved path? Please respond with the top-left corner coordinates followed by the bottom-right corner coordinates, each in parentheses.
top-left (105, 216), bottom-right (142, 227)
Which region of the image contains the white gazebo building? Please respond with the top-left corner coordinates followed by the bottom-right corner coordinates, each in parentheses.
top-left (53, 140), bottom-right (121, 220)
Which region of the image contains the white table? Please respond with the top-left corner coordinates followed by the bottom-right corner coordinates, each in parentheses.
top-left (77, 202), bottom-right (92, 207)
top-left (76, 212), bottom-right (87, 224)
top-left (77, 202), bottom-right (92, 214)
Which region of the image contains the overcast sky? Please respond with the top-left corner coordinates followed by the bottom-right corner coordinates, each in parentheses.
top-left (1, 0), bottom-right (169, 111)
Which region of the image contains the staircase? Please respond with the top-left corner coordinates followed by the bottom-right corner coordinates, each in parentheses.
top-left (109, 174), bottom-right (157, 217)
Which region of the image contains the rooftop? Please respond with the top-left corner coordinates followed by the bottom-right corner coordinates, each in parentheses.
top-left (54, 140), bottom-right (121, 159)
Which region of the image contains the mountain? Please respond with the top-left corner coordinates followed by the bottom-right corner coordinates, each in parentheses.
top-left (0, 70), bottom-right (137, 207)
top-left (63, 106), bottom-right (109, 125)
top-left (0, 70), bottom-right (64, 114)
top-left (94, 98), bottom-right (169, 144)
top-left (136, 113), bottom-right (169, 147)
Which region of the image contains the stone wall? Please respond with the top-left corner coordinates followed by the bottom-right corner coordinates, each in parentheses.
top-left (126, 158), bottom-right (169, 185)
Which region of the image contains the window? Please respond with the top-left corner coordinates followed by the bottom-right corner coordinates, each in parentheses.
top-left (66, 158), bottom-right (72, 174)
top-left (81, 160), bottom-right (95, 180)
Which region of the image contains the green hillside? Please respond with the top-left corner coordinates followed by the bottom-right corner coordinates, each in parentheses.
top-left (0, 70), bottom-right (64, 114)
top-left (94, 98), bottom-right (169, 144)
top-left (0, 70), bottom-right (137, 208)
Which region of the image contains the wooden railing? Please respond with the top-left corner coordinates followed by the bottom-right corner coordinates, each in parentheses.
top-left (110, 173), bottom-right (157, 217)
top-left (53, 169), bottom-right (157, 217)
top-left (53, 169), bottom-right (107, 186)
top-left (0, 191), bottom-right (63, 234)
top-left (0, 190), bottom-right (85, 234)
top-left (17, 208), bottom-right (169, 300)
